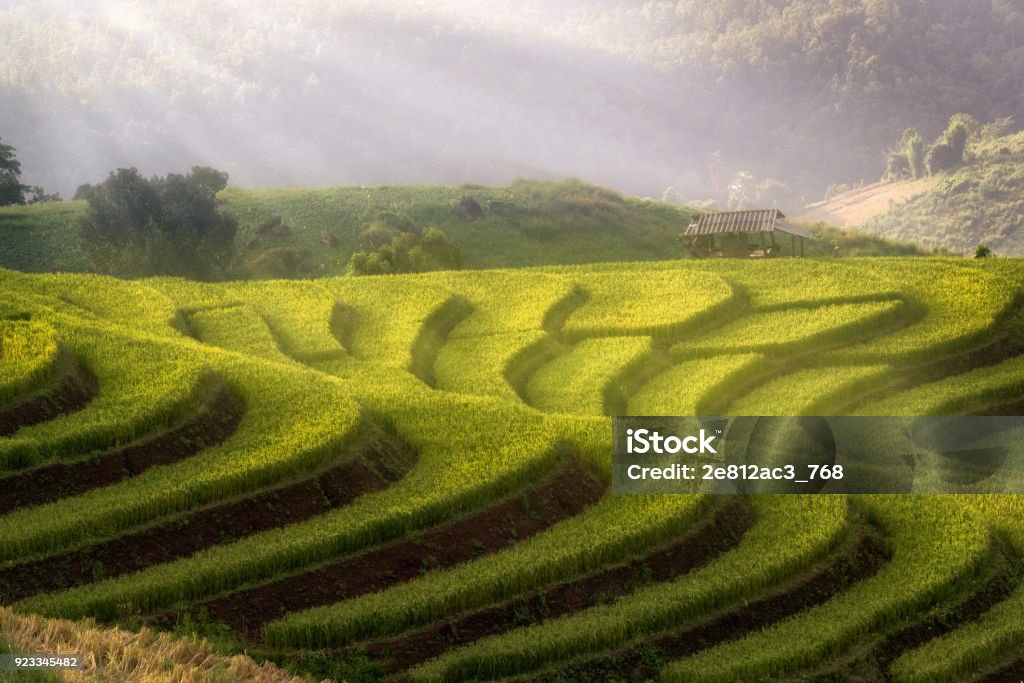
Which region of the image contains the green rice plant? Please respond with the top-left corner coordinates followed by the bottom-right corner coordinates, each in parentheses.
top-left (0, 350), bottom-right (362, 560)
top-left (5, 257), bottom-right (1024, 681)
top-left (18, 390), bottom-right (563, 621)
top-left (435, 331), bottom-right (549, 401)
top-left (263, 493), bottom-right (711, 648)
top-left (407, 495), bottom-right (849, 682)
top-left (972, 256), bottom-right (1024, 285)
top-left (557, 269), bottom-right (734, 340)
top-left (406, 296), bottom-right (473, 386)
top-left (673, 300), bottom-right (906, 359)
top-left (34, 273), bottom-right (183, 337)
top-left (0, 323), bottom-right (211, 471)
top-left (663, 496), bottom-right (991, 682)
top-left (889, 495), bottom-right (1024, 681)
top-left (321, 276), bottom-right (452, 368)
top-left (854, 353), bottom-right (1024, 415)
top-left (146, 278), bottom-right (244, 313)
top-left (628, 354), bottom-right (763, 416)
top-left (824, 260), bottom-right (1020, 364)
top-left (219, 281), bottom-right (346, 363)
top-left (889, 584), bottom-right (1024, 682)
top-left (421, 270), bottom-right (576, 338)
top-left (683, 259), bottom-right (902, 308)
top-left (525, 336), bottom-right (652, 415)
top-left (0, 635), bottom-right (62, 682)
top-left (0, 320), bottom-right (59, 405)
top-left (411, 270), bottom-right (614, 402)
top-left (0, 290), bottom-right (42, 321)
top-left (965, 495), bottom-right (1024, 557)
top-left (727, 365), bottom-right (891, 416)
top-left (187, 305), bottom-right (293, 364)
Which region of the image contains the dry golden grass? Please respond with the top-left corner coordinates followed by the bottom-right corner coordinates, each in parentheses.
top-left (794, 177), bottom-right (940, 228)
top-left (0, 607), bottom-right (326, 683)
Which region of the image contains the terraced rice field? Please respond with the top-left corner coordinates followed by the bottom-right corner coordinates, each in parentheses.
top-left (1, 257), bottom-right (1024, 682)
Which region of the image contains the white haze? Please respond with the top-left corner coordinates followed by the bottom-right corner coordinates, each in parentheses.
top-left (0, 1), bottom-right (715, 201)
top-left (3, 0), bottom-right (1016, 207)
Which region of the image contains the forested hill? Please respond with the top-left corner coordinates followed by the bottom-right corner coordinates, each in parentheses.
top-left (2, 1), bottom-right (1023, 207)
top-left (861, 130), bottom-right (1024, 256)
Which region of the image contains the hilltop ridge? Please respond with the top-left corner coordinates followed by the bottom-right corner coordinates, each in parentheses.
top-left (0, 178), bottom-right (928, 277)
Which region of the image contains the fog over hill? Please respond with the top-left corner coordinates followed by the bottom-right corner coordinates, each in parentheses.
top-left (2, 1), bottom-right (1023, 208)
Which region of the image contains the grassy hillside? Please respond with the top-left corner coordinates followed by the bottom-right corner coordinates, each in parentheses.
top-left (2, 258), bottom-right (1024, 681)
top-left (0, 178), bottom-right (930, 277)
top-left (224, 179), bottom-right (699, 274)
top-left (0, 201), bottom-right (90, 274)
top-left (861, 131), bottom-right (1024, 256)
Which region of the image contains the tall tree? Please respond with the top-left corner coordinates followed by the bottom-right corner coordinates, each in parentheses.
top-left (79, 166), bottom-right (237, 280)
top-left (900, 129), bottom-right (926, 179)
top-left (943, 113), bottom-right (978, 161)
top-left (0, 136), bottom-right (26, 206)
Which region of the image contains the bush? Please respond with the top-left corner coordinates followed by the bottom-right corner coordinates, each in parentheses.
top-left (455, 195), bottom-right (483, 220)
top-left (904, 131), bottom-right (926, 179)
top-left (944, 113), bottom-right (978, 159)
top-left (924, 114), bottom-right (977, 175)
top-left (408, 227), bottom-right (462, 271)
top-left (885, 152), bottom-right (911, 180)
top-left (246, 247), bottom-right (313, 279)
top-left (925, 142), bottom-right (960, 174)
top-left (256, 216), bottom-right (291, 236)
top-left (347, 222), bottom-right (461, 276)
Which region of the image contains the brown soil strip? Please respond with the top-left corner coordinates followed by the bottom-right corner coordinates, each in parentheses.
top-left (798, 544), bottom-right (1019, 682)
top-left (362, 496), bottom-right (753, 672)
top-left (872, 547), bottom-right (1017, 681)
top-left (0, 439), bottom-right (413, 604)
top-left (167, 456), bottom-right (605, 642)
top-left (978, 659), bottom-right (1024, 683)
top-left (978, 397), bottom-right (1024, 416)
top-left (520, 525), bottom-right (888, 683)
top-left (0, 356), bottom-right (95, 437)
top-left (0, 383), bottom-right (241, 514)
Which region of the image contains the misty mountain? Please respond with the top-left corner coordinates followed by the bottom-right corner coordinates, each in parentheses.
top-left (2, 1), bottom-right (1023, 208)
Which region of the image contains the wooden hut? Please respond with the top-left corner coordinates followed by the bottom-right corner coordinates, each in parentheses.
top-left (680, 209), bottom-right (811, 259)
